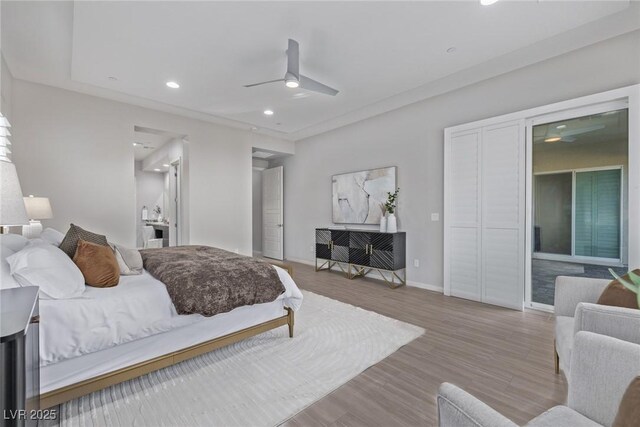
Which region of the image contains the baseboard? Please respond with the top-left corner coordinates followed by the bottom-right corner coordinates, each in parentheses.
top-left (252, 251), bottom-right (263, 257)
top-left (284, 257), bottom-right (443, 293)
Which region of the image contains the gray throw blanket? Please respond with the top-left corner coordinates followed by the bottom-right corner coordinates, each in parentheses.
top-left (140, 246), bottom-right (285, 317)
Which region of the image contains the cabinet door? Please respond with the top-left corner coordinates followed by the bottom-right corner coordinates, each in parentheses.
top-left (315, 229), bottom-right (331, 260)
top-left (370, 233), bottom-right (394, 269)
top-left (331, 230), bottom-right (349, 262)
top-left (349, 232), bottom-right (370, 266)
top-left (316, 243), bottom-right (331, 260)
top-left (316, 229), bottom-right (330, 245)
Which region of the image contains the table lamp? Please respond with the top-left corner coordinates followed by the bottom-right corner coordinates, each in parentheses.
top-left (22, 196), bottom-right (53, 238)
top-left (0, 113), bottom-right (28, 233)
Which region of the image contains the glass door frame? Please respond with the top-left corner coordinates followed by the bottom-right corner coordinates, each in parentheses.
top-left (525, 99), bottom-right (630, 311)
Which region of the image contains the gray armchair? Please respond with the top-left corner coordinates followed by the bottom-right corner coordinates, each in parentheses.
top-left (554, 275), bottom-right (640, 374)
top-left (437, 332), bottom-right (640, 427)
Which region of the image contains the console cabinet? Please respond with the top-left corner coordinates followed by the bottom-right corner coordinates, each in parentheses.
top-left (315, 228), bottom-right (406, 288)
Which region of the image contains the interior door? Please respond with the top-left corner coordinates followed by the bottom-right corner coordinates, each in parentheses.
top-left (262, 166), bottom-right (284, 260)
top-left (481, 121), bottom-right (525, 310)
top-left (445, 129), bottom-right (482, 301)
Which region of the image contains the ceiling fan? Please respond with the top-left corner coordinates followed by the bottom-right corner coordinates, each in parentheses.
top-left (536, 124), bottom-right (606, 143)
top-left (244, 39), bottom-right (339, 96)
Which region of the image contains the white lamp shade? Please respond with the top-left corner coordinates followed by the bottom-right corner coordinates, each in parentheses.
top-left (0, 116), bottom-right (11, 128)
top-left (0, 160), bottom-right (29, 226)
top-left (24, 196), bottom-right (53, 220)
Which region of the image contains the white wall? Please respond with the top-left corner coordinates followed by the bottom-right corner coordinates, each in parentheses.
top-left (10, 80), bottom-right (294, 251)
top-left (275, 30), bottom-right (640, 289)
top-left (252, 169), bottom-right (262, 253)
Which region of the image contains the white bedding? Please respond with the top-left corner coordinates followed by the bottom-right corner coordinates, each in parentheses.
top-left (40, 265), bottom-right (303, 366)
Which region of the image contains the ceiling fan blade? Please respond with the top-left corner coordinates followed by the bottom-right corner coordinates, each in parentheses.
top-left (243, 79), bottom-right (284, 88)
top-left (287, 39), bottom-right (300, 79)
top-left (299, 75), bottom-right (339, 96)
top-left (560, 124), bottom-right (605, 137)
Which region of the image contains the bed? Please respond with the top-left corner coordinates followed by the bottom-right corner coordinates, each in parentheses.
top-left (0, 233), bottom-right (303, 409)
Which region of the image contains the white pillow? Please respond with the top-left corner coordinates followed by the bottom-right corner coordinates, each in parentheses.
top-left (1, 247), bottom-right (20, 289)
top-left (0, 233), bottom-right (29, 252)
top-left (40, 228), bottom-right (65, 246)
top-left (6, 244), bottom-right (85, 299)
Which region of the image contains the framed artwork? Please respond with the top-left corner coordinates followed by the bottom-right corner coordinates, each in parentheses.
top-left (332, 166), bottom-right (397, 224)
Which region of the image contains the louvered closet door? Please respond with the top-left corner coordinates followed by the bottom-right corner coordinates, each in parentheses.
top-left (446, 130), bottom-right (482, 301)
top-left (481, 122), bottom-right (525, 310)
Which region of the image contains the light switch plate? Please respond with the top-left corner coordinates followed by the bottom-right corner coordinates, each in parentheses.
top-left (431, 213), bottom-right (440, 221)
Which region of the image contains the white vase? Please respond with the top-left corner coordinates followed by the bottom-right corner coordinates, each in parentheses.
top-left (387, 213), bottom-right (397, 233)
top-left (379, 215), bottom-right (387, 232)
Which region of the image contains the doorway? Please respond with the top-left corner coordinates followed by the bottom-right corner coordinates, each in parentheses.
top-left (529, 105), bottom-right (629, 307)
top-left (133, 126), bottom-right (187, 248)
top-left (251, 149), bottom-right (289, 260)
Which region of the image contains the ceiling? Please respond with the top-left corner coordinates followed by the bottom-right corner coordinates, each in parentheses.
top-left (2, 1), bottom-right (638, 140)
top-left (133, 126), bottom-right (181, 162)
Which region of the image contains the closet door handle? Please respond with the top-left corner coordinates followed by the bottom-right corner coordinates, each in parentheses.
top-left (365, 244), bottom-right (369, 255)
top-left (369, 244), bottom-right (373, 254)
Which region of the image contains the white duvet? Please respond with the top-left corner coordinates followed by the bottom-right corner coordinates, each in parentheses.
top-left (39, 266), bottom-right (303, 366)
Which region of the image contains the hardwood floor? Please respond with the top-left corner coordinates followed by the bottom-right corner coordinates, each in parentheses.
top-left (283, 262), bottom-right (567, 427)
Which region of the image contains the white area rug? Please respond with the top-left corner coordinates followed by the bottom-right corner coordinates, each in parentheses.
top-left (58, 291), bottom-right (424, 427)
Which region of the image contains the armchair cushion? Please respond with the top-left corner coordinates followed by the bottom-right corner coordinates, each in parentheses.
top-left (555, 316), bottom-right (575, 373)
top-left (554, 276), bottom-right (610, 317)
top-left (569, 332), bottom-right (640, 427)
top-left (573, 303), bottom-right (640, 345)
top-left (525, 406), bottom-right (600, 427)
top-left (437, 383), bottom-right (517, 427)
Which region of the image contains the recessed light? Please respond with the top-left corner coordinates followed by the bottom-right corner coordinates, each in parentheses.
top-left (556, 124), bottom-right (567, 129)
top-left (154, 168), bottom-right (161, 172)
top-left (166, 81), bottom-right (180, 89)
top-left (263, 109), bottom-right (274, 116)
top-left (446, 47), bottom-right (457, 54)
top-left (162, 164), bottom-right (170, 167)
top-left (545, 136), bottom-right (562, 143)
top-left (108, 76), bottom-right (118, 81)
top-left (480, 0), bottom-right (499, 5)
top-left (133, 142), bottom-right (141, 146)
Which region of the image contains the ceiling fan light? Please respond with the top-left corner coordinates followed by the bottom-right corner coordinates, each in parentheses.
top-left (480, 0), bottom-right (499, 5)
top-left (284, 72), bottom-right (299, 89)
top-left (545, 136), bottom-right (562, 143)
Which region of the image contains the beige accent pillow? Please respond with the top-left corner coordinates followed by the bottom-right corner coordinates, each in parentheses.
top-left (73, 240), bottom-right (119, 288)
top-left (110, 243), bottom-right (143, 275)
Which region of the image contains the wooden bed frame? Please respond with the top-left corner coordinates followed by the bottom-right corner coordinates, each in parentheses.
top-left (40, 261), bottom-right (295, 409)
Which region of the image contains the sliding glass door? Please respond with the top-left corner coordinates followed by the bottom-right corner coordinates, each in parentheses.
top-left (575, 169), bottom-right (621, 259)
top-left (529, 104), bottom-right (628, 307)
